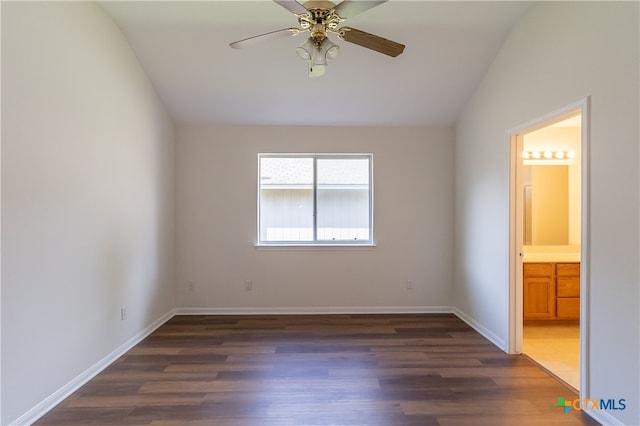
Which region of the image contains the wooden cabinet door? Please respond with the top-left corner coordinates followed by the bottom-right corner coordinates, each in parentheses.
top-left (524, 276), bottom-right (555, 319)
top-left (523, 263), bottom-right (555, 320)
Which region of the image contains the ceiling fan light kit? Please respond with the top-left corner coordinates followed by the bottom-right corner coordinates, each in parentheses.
top-left (229, 0), bottom-right (405, 78)
top-left (296, 37), bottom-right (340, 77)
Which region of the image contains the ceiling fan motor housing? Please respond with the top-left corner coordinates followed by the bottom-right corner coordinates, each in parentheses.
top-left (298, 1), bottom-right (344, 49)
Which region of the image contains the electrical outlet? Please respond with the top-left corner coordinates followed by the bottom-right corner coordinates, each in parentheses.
top-left (406, 280), bottom-right (413, 290)
top-left (187, 282), bottom-right (195, 292)
top-left (120, 306), bottom-right (127, 320)
top-left (245, 280), bottom-right (254, 291)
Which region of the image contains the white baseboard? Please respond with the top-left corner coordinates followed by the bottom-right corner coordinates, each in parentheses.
top-left (586, 409), bottom-right (625, 426)
top-left (174, 306), bottom-right (454, 315)
top-left (11, 309), bottom-right (176, 426)
top-left (452, 307), bottom-right (506, 351)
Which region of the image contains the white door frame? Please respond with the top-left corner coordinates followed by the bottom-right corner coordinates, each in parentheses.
top-left (507, 97), bottom-right (590, 398)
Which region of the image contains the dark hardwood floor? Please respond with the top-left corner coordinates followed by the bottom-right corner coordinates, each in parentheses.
top-left (36, 314), bottom-right (598, 425)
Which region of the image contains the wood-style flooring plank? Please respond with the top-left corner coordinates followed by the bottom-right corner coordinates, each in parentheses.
top-left (35, 314), bottom-right (598, 425)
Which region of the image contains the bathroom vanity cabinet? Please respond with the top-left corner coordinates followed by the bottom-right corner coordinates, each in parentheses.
top-left (523, 262), bottom-right (580, 320)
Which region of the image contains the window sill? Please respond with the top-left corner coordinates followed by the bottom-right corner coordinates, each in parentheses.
top-left (254, 243), bottom-right (376, 250)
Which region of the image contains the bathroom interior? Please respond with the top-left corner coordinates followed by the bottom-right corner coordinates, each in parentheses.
top-left (521, 113), bottom-right (582, 391)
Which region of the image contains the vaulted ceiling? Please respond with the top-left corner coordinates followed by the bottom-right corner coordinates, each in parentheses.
top-left (99, 1), bottom-right (533, 126)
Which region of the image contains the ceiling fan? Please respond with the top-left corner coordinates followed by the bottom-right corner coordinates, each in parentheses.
top-left (229, 0), bottom-right (405, 77)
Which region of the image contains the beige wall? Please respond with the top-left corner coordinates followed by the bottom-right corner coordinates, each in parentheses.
top-left (176, 125), bottom-right (454, 311)
top-left (454, 2), bottom-right (639, 424)
top-left (1, 3), bottom-right (175, 423)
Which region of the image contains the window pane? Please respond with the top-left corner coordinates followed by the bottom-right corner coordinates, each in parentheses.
top-left (260, 157), bottom-right (313, 241)
top-left (316, 158), bottom-right (370, 241)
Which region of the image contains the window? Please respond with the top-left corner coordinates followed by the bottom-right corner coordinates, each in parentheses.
top-left (258, 154), bottom-right (373, 245)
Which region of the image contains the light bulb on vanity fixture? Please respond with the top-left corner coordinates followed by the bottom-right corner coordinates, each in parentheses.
top-left (522, 150), bottom-right (576, 161)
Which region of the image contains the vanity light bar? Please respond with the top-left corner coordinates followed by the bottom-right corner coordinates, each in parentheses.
top-left (522, 151), bottom-right (575, 160)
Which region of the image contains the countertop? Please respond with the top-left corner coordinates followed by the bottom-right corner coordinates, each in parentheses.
top-left (522, 253), bottom-right (581, 263)
top-left (521, 245), bottom-right (581, 263)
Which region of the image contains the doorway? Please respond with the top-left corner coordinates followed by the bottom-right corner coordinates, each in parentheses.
top-left (508, 99), bottom-right (589, 395)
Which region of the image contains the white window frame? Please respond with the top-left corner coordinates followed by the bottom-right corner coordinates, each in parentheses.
top-left (257, 153), bottom-right (374, 247)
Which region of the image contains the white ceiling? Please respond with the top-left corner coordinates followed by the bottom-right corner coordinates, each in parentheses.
top-left (99, 1), bottom-right (534, 126)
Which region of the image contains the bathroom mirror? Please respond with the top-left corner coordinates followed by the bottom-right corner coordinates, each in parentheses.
top-left (523, 165), bottom-right (570, 245)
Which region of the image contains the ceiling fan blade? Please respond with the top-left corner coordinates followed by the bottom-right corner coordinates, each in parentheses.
top-left (273, 0), bottom-right (308, 15)
top-left (230, 28), bottom-right (301, 49)
top-left (340, 27), bottom-right (405, 57)
top-left (334, 1), bottom-right (387, 19)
